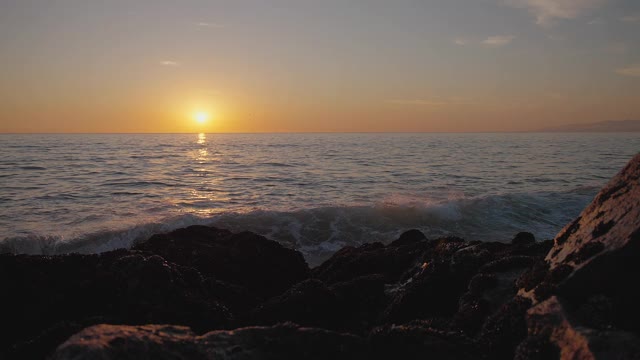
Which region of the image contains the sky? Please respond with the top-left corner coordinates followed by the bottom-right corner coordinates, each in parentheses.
top-left (0, 0), bottom-right (639, 133)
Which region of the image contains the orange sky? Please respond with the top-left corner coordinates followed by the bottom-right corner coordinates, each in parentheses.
top-left (1, 0), bottom-right (639, 133)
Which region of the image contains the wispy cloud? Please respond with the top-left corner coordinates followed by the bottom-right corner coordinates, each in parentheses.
top-left (620, 14), bottom-right (640, 23)
top-left (504, 0), bottom-right (608, 26)
top-left (453, 35), bottom-right (515, 47)
top-left (160, 60), bottom-right (180, 67)
top-left (482, 35), bottom-right (516, 47)
top-left (387, 98), bottom-right (476, 106)
top-left (454, 38), bottom-right (471, 46)
top-left (588, 17), bottom-right (605, 24)
top-left (616, 64), bottom-right (640, 77)
top-left (197, 22), bottom-right (225, 28)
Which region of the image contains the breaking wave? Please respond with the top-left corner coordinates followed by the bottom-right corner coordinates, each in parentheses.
top-left (0, 186), bottom-right (598, 266)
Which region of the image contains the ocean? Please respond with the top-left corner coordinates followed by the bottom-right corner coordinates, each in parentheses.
top-left (1, 132), bottom-right (638, 265)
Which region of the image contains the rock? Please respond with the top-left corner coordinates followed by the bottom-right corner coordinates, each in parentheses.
top-left (523, 296), bottom-right (640, 360)
top-left (522, 153), bottom-right (640, 308)
top-left (477, 297), bottom-right (533, 360)
top-left (312, 232), bottom-right (431, 284)
top-left (369, 323), bottom-right (474, 360)
top-left (516, 154), bottom-right (640, 358)
top-left (0, 249), bottom-right (230, 358)
top-left (51, 324), bottom-right (204, 360)
top-left (512, 232), bottom-right (536, 246)
top-left (51, 323), bottom-right (368, 360)
top-left (328, 274), bottom-right (388, 332)
top-left (389, 229), bottom-right (428, 247)
top-left (248, 279), bottom-right (339, 329)
top-left (383, 260), bottom-right (465, 323)
top-left (133, 226), bottom-right (310, 299)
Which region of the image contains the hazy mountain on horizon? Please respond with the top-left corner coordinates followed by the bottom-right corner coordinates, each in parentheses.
top-left (537, 120), bottom-right (640, 132)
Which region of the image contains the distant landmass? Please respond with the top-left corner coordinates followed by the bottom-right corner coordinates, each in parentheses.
top-left (537, 120), bottom-right (640, 132)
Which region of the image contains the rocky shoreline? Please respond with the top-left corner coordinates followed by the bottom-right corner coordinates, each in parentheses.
top-left (2, 153), bottom-right (639, 360)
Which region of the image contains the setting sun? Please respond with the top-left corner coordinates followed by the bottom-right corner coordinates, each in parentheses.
top-left (194, 111), bottom-right (209, 124)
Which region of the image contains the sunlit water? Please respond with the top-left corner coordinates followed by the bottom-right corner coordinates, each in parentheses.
top-left (1, 133), bottom-right (638, 265)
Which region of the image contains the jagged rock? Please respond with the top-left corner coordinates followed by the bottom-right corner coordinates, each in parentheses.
top-left (477, 297), bottom-right (533, 360)
top-left (512, 232), bottom-right (536, 246)
top-left (0, 250), bottom-right (231, 359)
top-left (51, 323), bottom-right (368, 360)
top-left (516, 153), bottom-right (640, 359)
top-left (523, 296), bottom-right (640, 360)
top-left (389, 229), bottom-right (428, 247)
top-left (248, 279), bottom-right (339, 329)
top-left (369, 323), bottom-right (474, 360)
top-left (133, 226), bottom-right (310, 299)
top-left (312, 230), bottom-right (431, 284)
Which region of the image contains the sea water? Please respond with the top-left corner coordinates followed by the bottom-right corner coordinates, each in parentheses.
top-left (1, 133), bottom-right (638, 265)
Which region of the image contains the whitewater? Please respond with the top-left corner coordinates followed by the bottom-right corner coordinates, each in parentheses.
top-left (1, 132), bottom-right (638, 265)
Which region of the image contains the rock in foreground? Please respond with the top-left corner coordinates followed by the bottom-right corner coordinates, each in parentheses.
top-left (52, 323), bottom-right (367, 360)
top-left (517, 153), bottom-right (640, 359)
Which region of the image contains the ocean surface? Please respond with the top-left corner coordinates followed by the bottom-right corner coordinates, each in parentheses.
top-left (1, 133), bottom-right (638, 265)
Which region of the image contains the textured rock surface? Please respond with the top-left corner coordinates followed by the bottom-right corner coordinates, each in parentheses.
top-left (133, 225), bottom-right (311, 299)
top-left (516, 153), bottom-right (640, 359)
top-left (52, 323), bottom-right (367, 360)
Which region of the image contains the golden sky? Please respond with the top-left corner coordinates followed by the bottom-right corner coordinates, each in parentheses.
top-left (1, 0), bottom-right (639, 133)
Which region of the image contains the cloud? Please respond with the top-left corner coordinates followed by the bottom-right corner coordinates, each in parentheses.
top-left (616, 64), bottom-right (640, 77)
top-left (197, 22), bottom-right (225, 28)
top-left (588, 17), bottom-right (604, 24)
top-left (453, 36), bottom-right (515, 47)
top-left (504, 0), bottom-right (608, 26)
top-left (454, 38), bottom-right (471, 46)
top-left (482, 35), bottom-right (516, 47)
top-left (620, 14), bottom-right (640, 23)
top-left (160, 61), bottom-right (180, 66)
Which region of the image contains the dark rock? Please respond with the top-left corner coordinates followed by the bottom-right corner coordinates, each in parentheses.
top-left (389, 229), bottom-right (427, 247)
top-left (328, 274), bottom-right (388, 331)
top-left (249, 279), bottom-right (339, 329)
top-left (477, 297), bottom-right (532, 360)
top-left (133, 226), bottom-right (310, 299)
top-left (512, 232), bottom-right (536, 246)
top-left (51, 323), bottom-right (368, 360)
top-left (514, 335), bottom-right (560, 360)
top-left (369, 324), bottom-right (474, 360)
top-left (383, 261), bottom-right (465, 323)
top-left (312, 237), bottom-right (431, 284)
top-left (525, 296), bottom-right (640, 360)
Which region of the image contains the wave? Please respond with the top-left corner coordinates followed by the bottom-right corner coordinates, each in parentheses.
top-left (0, 186), bottom-right (598, 266)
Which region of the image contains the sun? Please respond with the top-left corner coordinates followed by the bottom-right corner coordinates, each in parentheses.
top-left (194, 111), bottom-right (209, 124)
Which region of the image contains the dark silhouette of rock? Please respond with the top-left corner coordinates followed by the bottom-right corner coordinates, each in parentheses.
top-left (249, 279), bottom-right (340, 329)
top-left (311, 230), bottom-right (432, 284)
top-left (369, 323), bottom-right (474, 360)
top-left (133, 226), bottom-right (310, 299)
top-left (512, 232), bottom-right (536, 246)
top-left (389, 229), bottom-right (428, 247)
top-left (0, 250), bottom-right (232, 359)
top-left (51, 323), bottom-right (368, 360)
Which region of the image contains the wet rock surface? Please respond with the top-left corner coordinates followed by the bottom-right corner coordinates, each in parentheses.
top-left (3, 154), bottom-right (639, 359)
